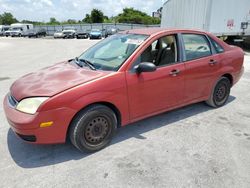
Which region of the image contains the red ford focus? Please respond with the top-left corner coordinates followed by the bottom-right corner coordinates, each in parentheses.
top-left (3, 28), bottom-right (244, 152)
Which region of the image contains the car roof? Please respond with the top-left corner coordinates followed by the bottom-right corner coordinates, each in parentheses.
top-left (120, 27), bottom-right (209, 36)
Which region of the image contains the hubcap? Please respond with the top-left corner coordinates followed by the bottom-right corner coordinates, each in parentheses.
top-left (215, 83), bottom-right (227, 102)
top-left (84, 116), bottom-right (109, 145)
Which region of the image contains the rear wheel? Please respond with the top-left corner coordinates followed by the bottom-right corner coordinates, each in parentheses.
top-left (206, 77), bottom-right (231, 108)
top-left (69, 105), bottom-right (117, 152)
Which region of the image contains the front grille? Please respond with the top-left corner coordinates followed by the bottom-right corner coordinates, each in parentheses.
top-left (16, 133), bottom-right (37, 142)
top-left (8, 94), bottom-right (18, 108)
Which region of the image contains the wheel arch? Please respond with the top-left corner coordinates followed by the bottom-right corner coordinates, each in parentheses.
top-left (221, 73), bottom-right (233, 86)
top-left (66, 101), bottom-right (122, 140)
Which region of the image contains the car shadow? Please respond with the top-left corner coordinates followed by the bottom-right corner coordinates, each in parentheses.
top-left (7, 96), bottom-right (236, 168)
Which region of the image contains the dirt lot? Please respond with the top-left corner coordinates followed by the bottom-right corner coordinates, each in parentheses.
top-left (0, 37), bottom-right (250, 188)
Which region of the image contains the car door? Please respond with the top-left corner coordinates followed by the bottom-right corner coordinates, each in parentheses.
top-left (126, 34), bottom-right (186, 120)
top-left (181, 33), bottom-right (221, 102)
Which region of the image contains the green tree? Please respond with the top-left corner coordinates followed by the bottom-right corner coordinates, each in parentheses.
top-left (116, 8), bottom-right (160, 25)
top-left (90, 9), bottom-right (104, 23)
top-left (21, 20), bottom-right (44, 25)
top-left (48, 17), bottom-right (60, 25)
top-left (0, 12), bottom-right (18, 25)
top-left (62, 19), bottom-right (77, 24)
top-left (83, 14), bottom-right (92, 23)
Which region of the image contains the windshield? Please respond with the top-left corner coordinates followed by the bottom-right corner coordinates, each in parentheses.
top-left (12, 27), bottom-right (22, 31)
top-left (78, 33), bottom-right (148, 71)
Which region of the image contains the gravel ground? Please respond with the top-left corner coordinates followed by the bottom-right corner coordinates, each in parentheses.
top-left (0, 37), bottom-right (250, 188)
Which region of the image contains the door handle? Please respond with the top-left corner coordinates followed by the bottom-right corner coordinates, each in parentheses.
top-left (209, 59), bottom-right (217, 65)
top-left (169, 69), bottom-right (180, 76)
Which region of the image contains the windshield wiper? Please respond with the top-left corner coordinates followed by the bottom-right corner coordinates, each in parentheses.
top-left (78, 58), bottom-right (96, 70)
top-left (73, 57), bottom-right (83, 67)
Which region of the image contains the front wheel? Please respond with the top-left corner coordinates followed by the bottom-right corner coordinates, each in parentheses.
top-left (69, 105), bottom-right (117, 152)
top-left (206, 77), bottom-right (231, 108)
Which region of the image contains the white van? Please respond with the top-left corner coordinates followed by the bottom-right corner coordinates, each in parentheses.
top-left (6, 23), bottom-right (33, 37)
top-left (0, 25), bottom-right (11, 36)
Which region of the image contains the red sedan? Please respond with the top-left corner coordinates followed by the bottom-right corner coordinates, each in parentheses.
top-left (3, 28), bottom-right (244, 152)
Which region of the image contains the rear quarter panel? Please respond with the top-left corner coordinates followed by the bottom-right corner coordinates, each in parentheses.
top-left (225, 46), bottom-right (244, 85)
top-left (221, 46), bottom-right (244, 85)
top-left (208, 34), bottom-right (244, 85)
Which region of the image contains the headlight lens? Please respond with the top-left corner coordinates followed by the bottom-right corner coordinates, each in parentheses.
top-left (16, 97), bottom-right (49, 114)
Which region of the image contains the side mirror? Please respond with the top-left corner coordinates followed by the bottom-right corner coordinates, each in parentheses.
top-left (135, 62), bottom-right (156, 74)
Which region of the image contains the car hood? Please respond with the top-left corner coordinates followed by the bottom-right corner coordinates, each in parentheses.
top-left (77, 31), bottom-right (87, 34)
top-left (63, 30), bottom-right (75, 33)
top-left (54, 32), bottom-right (63, 35)
top-left (10, 61), bottom-right (110, 101)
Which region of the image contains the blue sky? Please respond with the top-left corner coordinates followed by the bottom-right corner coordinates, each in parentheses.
top-left (0, 0), bottom-right (164, 22)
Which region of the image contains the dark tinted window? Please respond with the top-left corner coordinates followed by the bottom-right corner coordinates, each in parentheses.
top-left (210, 38), bottom-right (224, 53)
top-left (182, 34), bottom-right (212, 61)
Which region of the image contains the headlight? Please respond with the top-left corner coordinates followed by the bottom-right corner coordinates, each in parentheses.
top-left (16, 97), bottom-right (49, 114)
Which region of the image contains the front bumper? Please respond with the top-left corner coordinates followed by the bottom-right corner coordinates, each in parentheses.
top-left (10, 32), bottom-right (22, 36)
top-left (89, 35), bottom-right (101, 39)
top-left (64, 34), bottom-right (75, 38)
top-left (76, 34), bottom-right (88, 38)
top-left (3, 95), bottom-right (77, 144)
top-left (54, 35), bottom-right (64, 38)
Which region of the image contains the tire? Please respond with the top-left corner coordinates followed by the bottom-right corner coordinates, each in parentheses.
top-left (206, 77), bottom-right (231, 108)
top-left (69, 104), bottom-right (117, 152)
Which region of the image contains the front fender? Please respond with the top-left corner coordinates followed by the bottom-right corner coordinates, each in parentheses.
top-left (68, 91), bottom-right (130, 126)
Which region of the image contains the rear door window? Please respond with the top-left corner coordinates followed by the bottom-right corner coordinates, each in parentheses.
top-left (182, 34), bottom-right (212, 61)
top-left (209, 37), bottom-right (224, 53)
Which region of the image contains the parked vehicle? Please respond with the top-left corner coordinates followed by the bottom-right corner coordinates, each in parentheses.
top-left (3, 28), bottom-right (244, 152)
top-left (62, 29), bottom-right (76, 39)
top-left (4, 29), bottom-right (12, 37)
top-left (8, 23), bottom-right (33, 37)
top-left (54, 27), bottom-right (76, 39)
top-left (0, 25), bottom-right (10, 36)
top-left (76, 30), bottom-right (89, 39)
top-left (161, 0), bottom-right (250, 37)
top-left (23, 28), bottom-right (47, 38)
top-left (53, 30), bottom-right (64, 38)
top-left (104, 26), bottom-right (118, 37)
top-left (89, 29), bottom-right (102, 39)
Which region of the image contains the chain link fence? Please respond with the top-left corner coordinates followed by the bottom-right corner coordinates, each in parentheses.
top-left (34, 23), bottom-right (160, 35)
